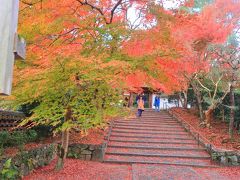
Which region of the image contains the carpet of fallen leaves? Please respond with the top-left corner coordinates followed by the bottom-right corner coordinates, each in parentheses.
top-left (24, 158), bottom-right (132, 180)
top-left (171, 108), bottom-right (240, 151)
top-left (24, 158), bottom-right (240, 180)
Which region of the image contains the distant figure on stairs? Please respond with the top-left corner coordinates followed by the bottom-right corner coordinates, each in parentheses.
top-left (154, 95), bottom-right (160, 112)
top-left (137, 96), bottom-right (145, 117)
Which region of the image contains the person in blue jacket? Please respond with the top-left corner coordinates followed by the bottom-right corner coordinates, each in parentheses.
top-left (154, 95), bottom-right (160, 112)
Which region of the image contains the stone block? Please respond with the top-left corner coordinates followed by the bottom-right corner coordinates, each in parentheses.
top-left (81, 150), bottom-right (92, 155)
top-left (79, 155), bottom-right (86, 160)
top-left (225, 151), bottom-right (235, 156)
top-left (89, 145), bottom-right (96, 151)
top-left (220, 156), bottom-right (228, 165)
top-left (92, 148), bottom-right (104, 161)
top-left (85, 155), bottom-right (92, 161)
top-left (70, 146), bottom-right (81, 154)
top-left (211, 152), bottom-right (219, 161)
top-left (228, 156), bottom-right (239, 165)
top-left (79, 144), bottom-right (89, 150)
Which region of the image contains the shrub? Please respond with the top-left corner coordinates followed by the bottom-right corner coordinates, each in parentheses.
top-left (32, 125), bottom-right (53, 140)
top-left (9, 131), bottom-right (28, 148)
top-left (0, 131), bottom-right (10, 148)
top-left (26, 130), bottom-right (38, 142)
top-left (0, 129), bottom-right (38, 149)
top-left (0, 159), bottom-right (19, 180)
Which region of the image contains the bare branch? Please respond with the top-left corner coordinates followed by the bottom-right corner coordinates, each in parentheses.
top-left (212, 74), bottom-right (223, 101)
top-left (109, 0), bottom-right (123, 24)
top-left (76, 0), bottom-right (124, 25)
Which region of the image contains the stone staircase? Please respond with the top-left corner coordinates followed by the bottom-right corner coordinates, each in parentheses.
top-left (103, 109), bottom-right (218, 167)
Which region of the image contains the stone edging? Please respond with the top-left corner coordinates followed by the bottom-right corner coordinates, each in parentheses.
top-left (168, 109), bottom-right (240, 166)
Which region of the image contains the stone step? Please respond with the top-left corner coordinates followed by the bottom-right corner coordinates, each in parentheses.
top-left (124, 116), bottom-right (174, 119)
top-left (118, 116), bottom-right (174, 119)
top-left (140, 114), bottom-right (170, 116)
top-left (116, 119), bottom-right (177, 123)
top-left (111, 130), bottom-right (188, 135)
top-left (139, 115), bottom-right (170, 117)
top-left (104, 155), bottom-right (211, 165)
top-left (107, 145), bottom-right (206, 151)
top-left (108, 141), bottom-right (202, 149)
top-left (142, 109), bottom-right (168, 111)
top-left (103, 111), bottom-right (213, 167)
top-left (110, 134), bottom-right (194, 140)
top-left (129, 117), bottom-right (173, 119)
top-left (105, 152), bottom-right (210, 159)
top-left (111, 133), bottom-right (192, 139)
top-left (114, 123), bottom-right (181, 127)
top-left (104, 157), bottom-right (218, 168)
top-left (115, 122), bottom-right (179, 125)
top-left (106, 147), bottom-right (210, 157)
top-left (109, 137), bottom-right (197, 144)
top-left (112, 126), bottom-right (185, 132)
top-left (113, 123), bottom-right (183, 129)
top-left (117, 117), bottom-right (176, 120)
top-left (114, 122), bottom-right (182, 127)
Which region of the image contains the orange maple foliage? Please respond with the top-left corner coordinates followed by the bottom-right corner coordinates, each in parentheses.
top-left (123, 0), bottom-right (240, 93)
top-left (16, 0), bottom-right (240, 94)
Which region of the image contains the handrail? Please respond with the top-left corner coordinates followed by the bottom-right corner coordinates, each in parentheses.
top-left (166, 105), bottom-right (215, 153)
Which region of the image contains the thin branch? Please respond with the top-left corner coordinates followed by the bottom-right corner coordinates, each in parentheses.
top-left (20, 0), bottom-right (42, 6)
top-left (76, 0), bottom-right (108, 24)
top-left (195, 76), bottom-right (211, 92)
top-left (76, 0), bottom-right (123, 25)
top-left (212, 75), bottom-right (223, 101)
top-left (109, 0), bottom-right (122, 24)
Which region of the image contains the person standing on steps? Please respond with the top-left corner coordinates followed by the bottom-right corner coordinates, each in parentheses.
top-left (136, 93), bottom-right (146, 102)
top-left (154, 95), bottom-right (160, 112)
top-left (137, 96), bottom-right (145, 117)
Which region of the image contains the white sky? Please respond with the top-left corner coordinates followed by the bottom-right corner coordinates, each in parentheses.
top-left (127, 0), bottom-right (181, 29)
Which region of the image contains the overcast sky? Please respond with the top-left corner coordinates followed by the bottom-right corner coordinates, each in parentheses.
top-left (127, 0), bottom-right (181, 28)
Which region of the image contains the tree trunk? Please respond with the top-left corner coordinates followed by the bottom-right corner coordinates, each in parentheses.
top-left (204, 107), bottom-right (214, 127)
top-left (229, 85), bottom-right (235, 139)
top-left (55, 107), bottom-right (71, 170)
top-left (196, 93), bottom-right (204, 121)
top-left (183, 91), bottom-right (188, 109)
top-left (221, 107), bottom-right (225, 122)
top-left (178, 91), bottom-right (188, 109)
top-left (178, 92), bottom-right (184, 108)
top-left (191, 82), bottom-right (204, 122)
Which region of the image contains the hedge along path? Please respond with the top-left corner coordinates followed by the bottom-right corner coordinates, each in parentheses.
top-left (103, 109), bottom-right (219, 167)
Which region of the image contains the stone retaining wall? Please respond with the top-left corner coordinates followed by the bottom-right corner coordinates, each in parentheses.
top-left (210, 148), bottom-right (240, 166)
top-left (0, 142), bottom-right (105, 178)
top-left (169, 110), bottom-right (240, 166)
top-left (0, 141), bottom-right (105, 179)
top-left (0, 144), bottom-right (56, 178)
top-left (67, 143), bottom-right (104, 161)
